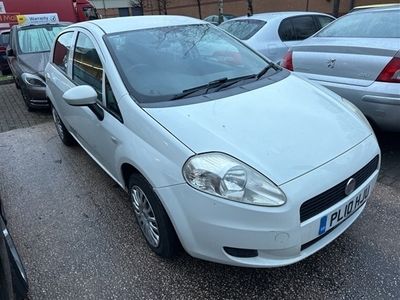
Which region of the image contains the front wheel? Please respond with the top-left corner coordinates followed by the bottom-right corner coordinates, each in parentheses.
top-left (51, 106), bottom-right (75, 146)
top-left (128, 174), bottom-right (179, 258)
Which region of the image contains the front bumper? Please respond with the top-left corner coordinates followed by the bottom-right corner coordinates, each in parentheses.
top-left (307, 78), bottom-right (400, 132)
top-left (21, 83), bottom-right (49, 108)
top-left (155, 135), bottom-right (380, 267)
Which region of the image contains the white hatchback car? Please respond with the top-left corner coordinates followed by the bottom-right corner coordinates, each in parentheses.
top-left (45, 16), bottom-right (380, 268)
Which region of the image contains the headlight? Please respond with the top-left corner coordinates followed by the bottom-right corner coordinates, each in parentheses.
top-left (341, 98), bottom-right (373, 132)
top-left (183, 152), bottom-right (286, 206)
top-left (21, 73), bottom-right (46, 87)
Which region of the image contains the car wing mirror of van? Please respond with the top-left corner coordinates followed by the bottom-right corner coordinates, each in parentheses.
top-left (63, 85), bottom-right (98, 106)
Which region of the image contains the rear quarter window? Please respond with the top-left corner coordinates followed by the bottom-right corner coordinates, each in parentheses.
top-left (220, 19), bottom-right (266, 40)
top-left (278, 19), bottom-right (295, 41)
top-left (291, 16), bottom-right (318, 40)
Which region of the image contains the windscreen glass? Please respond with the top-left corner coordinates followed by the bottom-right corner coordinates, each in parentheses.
top-left (18, 25), bottom-right (65, 54)
top-left (220, 19), bottom-right (266, 40)
top-left (317, 10), bottom-right (400, 38)
top-left (106, 24), bottom-right (275, 104)
top-left (0, 32), bottom-right (9, 46)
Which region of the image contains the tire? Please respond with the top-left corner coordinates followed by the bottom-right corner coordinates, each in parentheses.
top-left (128, 173), bottom-right (179, 258)
top-left (51, 106), bottom-right (75, 146)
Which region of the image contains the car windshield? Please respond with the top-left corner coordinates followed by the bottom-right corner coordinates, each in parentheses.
top-left (220, 19), bottom-right (266, 40)
top-left (105, 24), bottom-right (276, 104)
top-left (317, 10), bottom-right (400, 38)
top-left (18, 25), bottom-right (66, 54)
top-left (0, 32), bottom-right (9, 46)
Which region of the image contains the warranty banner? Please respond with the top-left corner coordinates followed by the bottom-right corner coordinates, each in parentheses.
top-left (17, 13), bottom-right (59, 26)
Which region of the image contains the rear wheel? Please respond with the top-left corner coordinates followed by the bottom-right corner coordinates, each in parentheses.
top-left (128, 173), bottom-right (179, 258)
top-left (51, 106), bottom-right (75, 146)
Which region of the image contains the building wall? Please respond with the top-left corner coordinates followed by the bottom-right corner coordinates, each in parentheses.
top-left (94, 0), bottom-right (399, 18)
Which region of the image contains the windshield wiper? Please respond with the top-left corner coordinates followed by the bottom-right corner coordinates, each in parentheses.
top-left (171, 77), bottom-right (228, 100)
top-left (213, 74), bottom-right (257, 92)
top-left (256, 62), bottom-right (281, 80)
top-left (171, 67), bottom-right (279, 101)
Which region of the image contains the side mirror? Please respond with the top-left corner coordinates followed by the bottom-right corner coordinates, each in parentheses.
top-left (6, 48), bottom-right (14, 57)
top-left (63, 85), bottom-right (98, 106)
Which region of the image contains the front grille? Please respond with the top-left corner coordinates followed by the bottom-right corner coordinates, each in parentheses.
top-left (300, 155), bottom-right (379, 223)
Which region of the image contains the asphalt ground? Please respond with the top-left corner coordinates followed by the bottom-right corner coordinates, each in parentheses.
top-left (0, 122), bottom-right (399, 300)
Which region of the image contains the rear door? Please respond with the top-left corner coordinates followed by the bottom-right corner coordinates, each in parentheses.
top-left (291, 9), bottom-right (400, 87)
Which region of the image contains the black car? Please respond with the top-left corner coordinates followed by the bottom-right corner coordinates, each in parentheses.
top-left (0, 196), bottom-right (28, 300)
top-left (0, 30), bottom-right (11, 75)
top-left (6, 23), bottom-right (68, 110)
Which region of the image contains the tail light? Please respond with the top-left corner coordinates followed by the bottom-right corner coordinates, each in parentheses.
top-left (0, 46), bottom-right (5, 53)
top-left (376, 54), bottom-right (400, 83)
top-left (281, 50), bottom-right (293, 71)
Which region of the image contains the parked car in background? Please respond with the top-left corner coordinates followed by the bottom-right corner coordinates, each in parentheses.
top-left (0, 196), bottom-right (29, 300)
top-left (0, 30), bottom-right (10, 75)
top-left (220, 12), bottom-right (334, 63)
top-left (349, 3), bottom-right (399, 12)
top-left (7, 22), bottom-right (69, 110)
top-left (46, 16), bottom-right (380, 268)
top-left (282, 6), bottom-right (400, 132)
top-left (204, 14), bottom-right (236, 25)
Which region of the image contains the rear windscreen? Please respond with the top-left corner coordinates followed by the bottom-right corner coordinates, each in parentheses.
top-left (317, 10), bottom-right (400, 38)
top-left (220, 19), bottom-right (266, 40)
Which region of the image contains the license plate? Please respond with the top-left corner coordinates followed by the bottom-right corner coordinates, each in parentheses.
top-left (318, 184), bottom-right (370, 235)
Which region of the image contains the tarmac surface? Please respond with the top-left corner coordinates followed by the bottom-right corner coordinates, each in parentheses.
top-left (0, 122), bottom-right (399, 299)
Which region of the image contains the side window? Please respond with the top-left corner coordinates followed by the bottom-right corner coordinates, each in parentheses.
top-left (105, 76), bottom-right (122, 121)
top-left (53, 32), bottom-right (74, 73)
top-left (73, 32), bottom-right (103, 101)
top-left (316, 16), bottom-right (334, 29)
top-left (278, 19), bottom-right (295, 42)
top-left (291, 16), bottom-right (318, 40)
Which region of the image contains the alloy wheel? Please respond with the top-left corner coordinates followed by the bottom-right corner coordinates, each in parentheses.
top-left (131, 186), bottom-right (160, 247)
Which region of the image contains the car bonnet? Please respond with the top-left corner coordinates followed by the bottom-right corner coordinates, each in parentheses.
top-left (144, 74), bottom-right (372, 186)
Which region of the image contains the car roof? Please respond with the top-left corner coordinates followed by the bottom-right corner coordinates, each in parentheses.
top-left (85, 15), bottom-right (207, 34)
top-left (229, 11), bottom-right (333, 22)
top-left (351, 3), bottom-right (400, 12)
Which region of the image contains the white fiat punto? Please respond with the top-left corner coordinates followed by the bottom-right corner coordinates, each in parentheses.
top-left (45, 16), bottom-right (380, 268)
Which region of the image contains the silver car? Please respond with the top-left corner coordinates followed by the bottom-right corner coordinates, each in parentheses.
top-left (220, 12), bottom-right (334, 63)
top-left (282, 6), bottom-right (400, 132)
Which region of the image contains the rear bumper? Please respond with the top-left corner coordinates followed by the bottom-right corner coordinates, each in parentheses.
top-left (305, 77), bottom-right (400, 131)
top-left (155, 135), bottom-right (380, 268)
